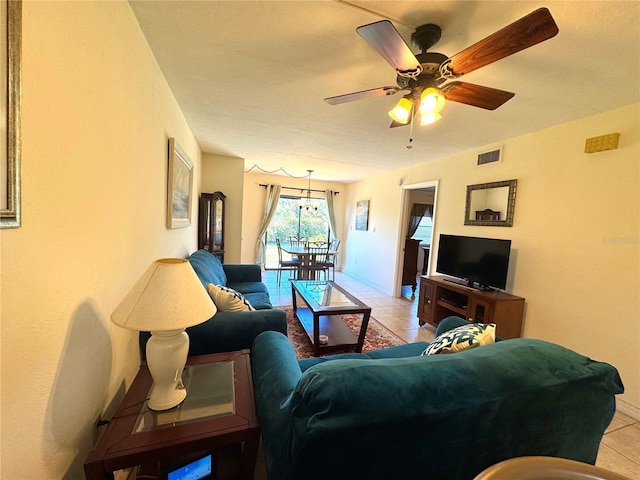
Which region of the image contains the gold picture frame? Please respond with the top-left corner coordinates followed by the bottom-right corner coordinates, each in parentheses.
top-left (1, 0), bottom-right (22, 228)
top-left (167, 138), bottom-right (194, 229)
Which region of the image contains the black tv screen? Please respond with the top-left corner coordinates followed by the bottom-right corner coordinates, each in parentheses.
top-left (436, 234), bottom-right (511, 290)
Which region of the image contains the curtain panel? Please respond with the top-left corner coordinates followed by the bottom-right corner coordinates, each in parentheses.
top-left (324, 189), bottom-right (338, 242)
top-left (254, 184), bottom-right (282, 266)
top-left (407, 203), bottom-right (432, 238)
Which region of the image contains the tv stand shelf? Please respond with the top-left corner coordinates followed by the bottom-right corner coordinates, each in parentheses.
top-left (418, 275), bottom-right (525, 339)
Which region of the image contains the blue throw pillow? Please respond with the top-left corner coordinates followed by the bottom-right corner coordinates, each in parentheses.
top-left (422, 323), bottom-right (496, 355)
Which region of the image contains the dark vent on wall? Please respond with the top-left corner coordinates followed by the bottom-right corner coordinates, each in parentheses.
top-left (477, 149), bottom-right (501, 165)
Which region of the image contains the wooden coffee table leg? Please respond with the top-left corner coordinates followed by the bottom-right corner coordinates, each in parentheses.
top-left (355, 310), bottom-right (372, 353)
top-left (313, 313), bottom-right (320, 357)
top-left (291, 283), bottom-right (297, 313)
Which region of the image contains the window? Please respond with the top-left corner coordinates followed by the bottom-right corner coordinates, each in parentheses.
top-left (411, 215), bottom-right (433, 245)
top-left (264, 196), bottom-right (331, 269)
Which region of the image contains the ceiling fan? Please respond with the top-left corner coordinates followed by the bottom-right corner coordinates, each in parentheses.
top-left (324, 8), bottom-right (559, 127)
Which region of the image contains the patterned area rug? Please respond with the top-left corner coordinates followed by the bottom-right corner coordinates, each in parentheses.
top-left (280, 306), bottom-right (406, 359)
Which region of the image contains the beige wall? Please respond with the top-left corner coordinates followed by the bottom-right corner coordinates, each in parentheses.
top-left (241, 172), bottom-right (347, 264)
top-left (343, 103), bottom-right (640, 413)
top-left (341, 174), bottom-right (406, 293)
top-left (0, 1), bottom-right (201, 477)
top-left (201, 153), bottom-right (245, 263)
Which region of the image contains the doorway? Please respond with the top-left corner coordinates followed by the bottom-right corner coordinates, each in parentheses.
top-left (395, 181), bottom-right (438, 298)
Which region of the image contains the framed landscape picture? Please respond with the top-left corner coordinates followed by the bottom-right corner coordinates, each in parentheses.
top-left (355, 200), bottom-right (369, 231)
top-left (1, 0), bottom-right (21, 228)
top-left (166, 138), bottom-right (194, 229)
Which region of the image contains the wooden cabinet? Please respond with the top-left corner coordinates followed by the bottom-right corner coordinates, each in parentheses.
top-left (401, 238), bottom-right (421, 294)
top-left (418, 275), bottom-right (525, 339)
top-left (198, 191), bottom-right (225, 262)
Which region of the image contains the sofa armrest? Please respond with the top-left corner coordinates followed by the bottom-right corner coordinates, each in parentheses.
top-left (252, 331), bottom-right (303, 477)
top-left (188, 309), bottom-right (287, 355)
top-left (435, 316), bottom-right (471, 336)
top-left (139, 308), bottom-right (287, 357)
top-left (253, 331), bottom-right (303, 402)
top-left (222, 263), bottom-right (262, 284)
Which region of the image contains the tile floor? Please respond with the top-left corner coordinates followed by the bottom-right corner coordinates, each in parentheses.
top-left (258, 269), bottom-right (640, 479)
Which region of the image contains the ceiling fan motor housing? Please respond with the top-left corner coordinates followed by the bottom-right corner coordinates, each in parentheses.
top-left (411, 24), bottom-right (442, 52)
top-left (396, 52), bottom-right (449, 89)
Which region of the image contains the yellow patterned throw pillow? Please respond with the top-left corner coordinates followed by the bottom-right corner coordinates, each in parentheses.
top-left (422, 323), bottom-right (496, 355)
top-left (206, 284), bottom-right (255, 312)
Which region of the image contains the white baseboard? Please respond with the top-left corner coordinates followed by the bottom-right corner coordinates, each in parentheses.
top-left (340, 268), bottom-right (392, 295)
top-left (617, 398), bottom-right (640, 421)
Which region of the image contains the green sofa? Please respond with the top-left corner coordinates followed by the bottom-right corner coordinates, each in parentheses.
top-left (252, 317), bottom-right (624, 480)
top-left (140, 249), bottom-right (287, 356)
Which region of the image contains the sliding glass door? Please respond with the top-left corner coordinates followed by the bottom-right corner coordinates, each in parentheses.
top-left (264, 197), bottom-right (330, 269)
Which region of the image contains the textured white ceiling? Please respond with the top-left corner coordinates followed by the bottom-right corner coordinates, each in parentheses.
top-left (130, 1), bottom-right (640, 182)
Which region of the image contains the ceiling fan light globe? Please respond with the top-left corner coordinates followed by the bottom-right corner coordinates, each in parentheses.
top-left (420, 112), bottom-right (442, 126)
top-left (388, 97), bottom-right (413, 124)
top-left (388, 109), bottom-right (409, 124)
top-left (420, 87), bottom-right (446, 114)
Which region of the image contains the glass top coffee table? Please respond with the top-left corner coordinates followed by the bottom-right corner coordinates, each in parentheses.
top-left (291, 280), bottom-right (372, 356)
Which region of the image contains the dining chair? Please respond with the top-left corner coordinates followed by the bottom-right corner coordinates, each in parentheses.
top-left (276, 238), bottom-right (300, 286)
top-left (307, 240), bottom-right (329, 248)
top-left (324, 239), bottom-right (340, 281)
top-left (289, 236), bottom-right (307, 248)
top-left (307, 245), bottom-right (330, 281)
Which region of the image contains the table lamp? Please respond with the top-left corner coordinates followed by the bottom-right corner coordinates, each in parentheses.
top-left (111, 258), bottom-right (216, 410)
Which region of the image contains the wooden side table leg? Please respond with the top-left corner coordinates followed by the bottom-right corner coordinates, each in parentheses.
top-left (83, 460), bottom-right (114, 480)
top-left (240, 432), bottom-right (260, 480)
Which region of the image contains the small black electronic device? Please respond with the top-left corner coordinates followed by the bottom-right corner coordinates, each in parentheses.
top-left (436, 234), bottom-right (511, 290)
top-left (440, 298), bottom-right (465, 309)
top-left (164, 453), bottom-right (214, 480)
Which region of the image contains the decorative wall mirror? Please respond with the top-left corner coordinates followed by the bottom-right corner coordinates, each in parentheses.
top-left (464, 179), bottom-right (517, 227)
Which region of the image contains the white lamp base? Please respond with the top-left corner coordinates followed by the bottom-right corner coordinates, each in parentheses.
top-left (146, 329), bottom-right (190, 411)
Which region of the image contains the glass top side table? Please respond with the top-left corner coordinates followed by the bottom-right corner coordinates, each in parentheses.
top-left (135, 360), bottom-right (235, 432)
top-left (84, 350), bottom-right (259, 480)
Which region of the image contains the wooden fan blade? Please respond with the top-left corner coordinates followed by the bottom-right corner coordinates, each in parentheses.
top-left (443, 82), bottom-right (515, 110)
top-left (356, 20), bottom-right (421, 73)
top-left (448, 8), bottom-right (559, 75)
top-left (324, 86), bottom-right (400, 105)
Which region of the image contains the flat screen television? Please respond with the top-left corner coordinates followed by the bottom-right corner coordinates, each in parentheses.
top-left (435, 234), bottom-right (511, 290)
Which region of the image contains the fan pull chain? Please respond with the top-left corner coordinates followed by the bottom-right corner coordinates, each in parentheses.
top-left (406, 103), bottom-right (415, 149)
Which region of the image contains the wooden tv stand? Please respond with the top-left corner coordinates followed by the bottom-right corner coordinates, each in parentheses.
top-left (418, 276), bottom-right (525, 339)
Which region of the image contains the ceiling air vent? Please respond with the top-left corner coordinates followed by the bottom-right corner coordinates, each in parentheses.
top-left (477, 147), bottom-right (502, 166)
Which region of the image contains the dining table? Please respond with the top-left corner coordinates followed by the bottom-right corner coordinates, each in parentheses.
top-left (281, 245), bottom-right (337, 280)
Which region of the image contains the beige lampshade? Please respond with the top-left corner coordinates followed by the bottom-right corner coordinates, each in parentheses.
top-left (112, 258), bottom-right (216, 332)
